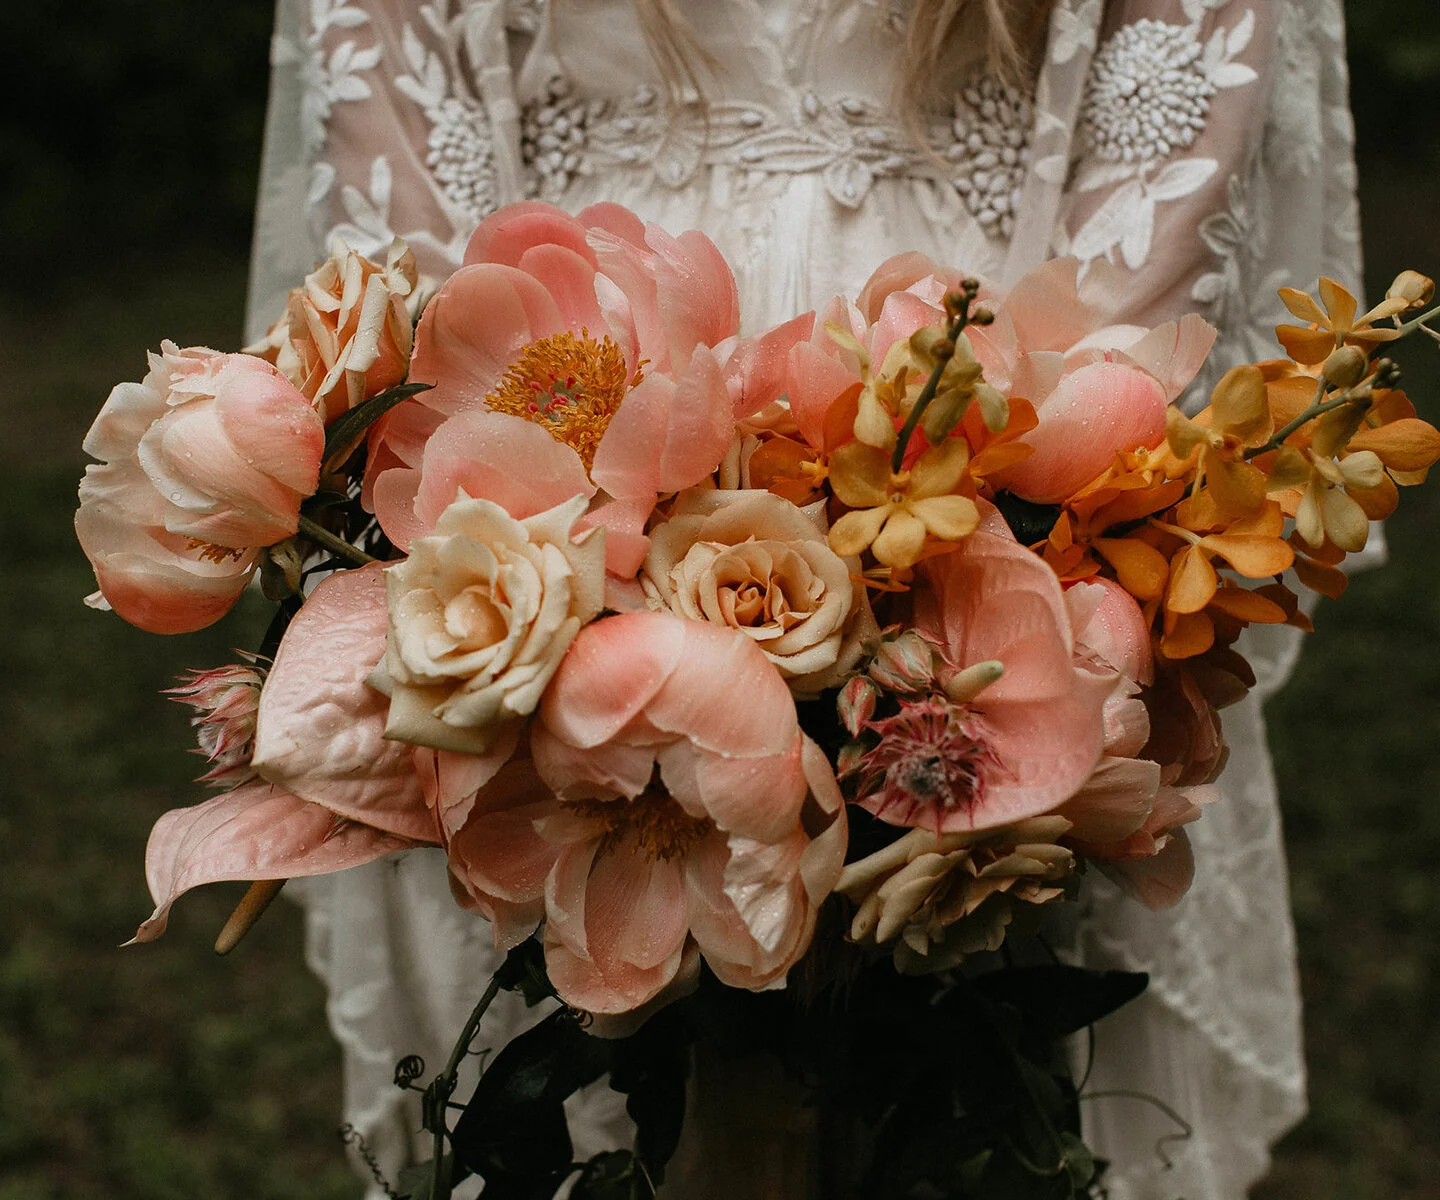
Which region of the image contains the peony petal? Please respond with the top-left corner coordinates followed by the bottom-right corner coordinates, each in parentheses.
top-left (463, 201), bottom-right (597, 269)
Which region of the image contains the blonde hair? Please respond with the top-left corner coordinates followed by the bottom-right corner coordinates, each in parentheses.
top-left (619, 0), bottom-right (1055, 116)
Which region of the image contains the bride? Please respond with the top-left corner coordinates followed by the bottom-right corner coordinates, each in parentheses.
top-left (247, 1), bottom-right (1360, 1195)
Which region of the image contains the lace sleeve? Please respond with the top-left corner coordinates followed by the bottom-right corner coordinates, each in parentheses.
top-left (1012, 0), bottom-right (1361, 395)
top-left (246, 0), bottom-right (537, 340)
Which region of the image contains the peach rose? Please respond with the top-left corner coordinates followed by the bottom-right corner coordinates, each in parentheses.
top-left (639, 489), bottom-right (875, 695)
top-left (76, 343), bottom-right (324, 634)
top-left (284, 237), bottom-right (417, 423)
top-left (369, 493), bottom-right (606, 755)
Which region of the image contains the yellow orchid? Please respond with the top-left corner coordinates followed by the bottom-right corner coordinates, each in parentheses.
top-left (1166, 364), bottom-right (1273, 522)
top-left (828, 438), bottom-right (980, 569)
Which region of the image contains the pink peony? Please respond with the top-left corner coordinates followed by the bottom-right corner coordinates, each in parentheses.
top-left (367, 202), bottom-right (751, 576)
top-left (76, 343), bottom-right (325, 633)
top-left (446, 612), bottom-right (847, 1014)
top-left (875, 529), bottom-right (1114, 832)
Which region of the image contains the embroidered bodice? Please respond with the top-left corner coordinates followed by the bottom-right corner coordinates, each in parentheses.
top-left (247, 3), bottom-right (1364, 1198)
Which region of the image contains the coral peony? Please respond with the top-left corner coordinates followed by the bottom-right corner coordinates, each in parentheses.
top-left (446, 613), bottom-right (847, 1014)
top-left (76, 343), bottom-right (324, 633)
top-left (367, 202), bottom-right (750, 576)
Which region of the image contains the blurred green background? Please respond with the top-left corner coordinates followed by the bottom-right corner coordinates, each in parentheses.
top-left (2, 2), bottom-right (1438, 1197)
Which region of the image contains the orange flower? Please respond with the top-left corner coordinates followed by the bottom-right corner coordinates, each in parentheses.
top-left (1276, 277), bottom-right (1406, 366)
top-left (828, 439), bottom-right (980, 569)
top-left (1166, 365), bottom-right (1273, 523)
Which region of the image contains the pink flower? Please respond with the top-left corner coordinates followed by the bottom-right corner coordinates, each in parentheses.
top-left (367, 202), bottom-right (747, 576)
top-left (973, 258), bottom-right (1216, 503)
top-left (167, 656), bottom-right (267, 788)
top-left (446, 613), bottom-right (847, 1014)
top-left (886, 530), bottom-right (1113, 832)
top-left (76, 343), bottom-right (325, 633)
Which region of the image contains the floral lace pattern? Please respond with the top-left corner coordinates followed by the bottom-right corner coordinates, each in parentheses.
top-left (245, 2), bottom-right (1364, 1196)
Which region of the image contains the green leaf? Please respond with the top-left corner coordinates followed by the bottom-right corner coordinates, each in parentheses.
top-left (972, 966), bottom-right (1149, 1041)
top-left (495, 937), bottom-right (555, 1007)
top-left (571, 1151), bottom-right (651, 1200)
top-left (320, 381), bottom-right (433, 473)
top-left (451, 1010), bottom-right (613, 1184)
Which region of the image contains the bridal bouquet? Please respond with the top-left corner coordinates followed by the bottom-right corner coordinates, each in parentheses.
top-left (76, 201), bottom-right (1440, 1198)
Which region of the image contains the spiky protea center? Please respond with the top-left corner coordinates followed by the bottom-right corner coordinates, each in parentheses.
top-left (484, 331), bottom-right (637, 470)
top-left (564, 785), bottom-right (711, 863)
top-left (849, 695), bottom-right (1004, 832)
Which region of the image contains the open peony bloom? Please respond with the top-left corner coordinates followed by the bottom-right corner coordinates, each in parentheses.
top-left (446, 612), bottom-right (847, 1014)
top-left (76, 343), bottom-right (324, 633)
top-left (368, 202), bottom-right (746, 576)
top-left (370, 493), bottom-right (606, 755)
top-left (639, 488), bottom-right (875, 695)
top-left (871, 529), bottom-right (1113, 833)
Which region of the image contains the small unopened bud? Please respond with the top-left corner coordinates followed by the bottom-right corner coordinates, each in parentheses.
top-left (837, 675), bottom-right (880, 737)
top-left (944, 660), bottom-right (1004, 704)
top-left (921, 386), bottom-right (973, 446)
top-left (969, 306), bottom-right (995, 327)
top-left (931, 337), bottom-right (956, 360)
top-left (974, 382), bottom-right (1010, 433)
top-left (1373, 358), bottom-right (1402, 389)
top-left (1321, 345), bottom-right (1367, 389)
top-left (261, 539), bottom-right (304, 600)
top-left (868, 630), bottom-right (938, 692)
top-left (944, 290), bottom-right (969, 316)
top-left (1387, 269), bottom-right (1434, 312)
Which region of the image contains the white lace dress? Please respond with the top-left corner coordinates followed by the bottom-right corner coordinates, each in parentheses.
top-left (246, 1), bottom-right (1364, 1196)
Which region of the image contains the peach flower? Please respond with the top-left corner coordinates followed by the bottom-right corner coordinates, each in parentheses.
top-left (76, 343), bottom-right (324, 633)
top-left (367, 202), bottom-right (749, 576)
top-left (639, 489), bottom-right (875, 695)
top-left (370, 493), bottom-right (606, 755)
top-left (276, 237), bottom-right (418, 424)
top-left (875, 530), bottom-right (1113, 832)
top-left (447, 613), bottom-right (848, 1013)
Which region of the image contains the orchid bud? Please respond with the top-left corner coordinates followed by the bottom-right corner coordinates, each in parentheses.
top-left (261, 538), bottom-right (305, 600)
top-left (1321, 345), bottom-right (1367, 389)
top-left (837, 675), bottom-right (880, 737)
top-left (921, 387), bottom-right (973, 446)
top-left (1387, 269), bottom-right (1434, 312)
top-left (969, 306), bottom-right (995, 326)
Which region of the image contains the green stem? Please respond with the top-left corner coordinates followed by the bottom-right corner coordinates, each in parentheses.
top-left (430, 974), bottom-right (504, 1200)
top-left (890, 314), bottom-right (967, 474)
top-left (1395, 300), bottom-right (1440, 338)
top-left (1243, 380), bottom-right (1366, 461)
top-left (295, 514), bottom-right (378, 567)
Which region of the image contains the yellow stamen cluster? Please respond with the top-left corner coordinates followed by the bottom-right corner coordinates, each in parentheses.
top-left (485, 331), bottom-right (636, 470)
top-left (564, 789), bottom-right (712, 863)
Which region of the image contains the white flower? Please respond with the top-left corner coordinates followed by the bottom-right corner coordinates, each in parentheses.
top-left (371, 493), bottom-right (605, 754)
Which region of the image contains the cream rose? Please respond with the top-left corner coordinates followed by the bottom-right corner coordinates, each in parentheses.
top-left (640, 489), bottom-right (874, 695)
top-left (257, 237), bottom-right (418, 424)
top-left (370, 493), bottom-right (605, 754)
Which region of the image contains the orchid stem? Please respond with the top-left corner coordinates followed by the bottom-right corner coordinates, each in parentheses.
top-left (1395, 300), bottom-right (1440, 337)
top-left (891, 286), bottom-right (978, 473)
top-left (295, 514), bottom-right (378, 566)
top-left (1244, 381), bottom-right (1369, 461)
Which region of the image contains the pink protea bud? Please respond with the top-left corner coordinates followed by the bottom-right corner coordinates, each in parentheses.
top-left (867, 629), bottom-right (939, 693)
top-left (167, 655), bottom-right (266, 788)
top-left (837, 675), bottom-right (879, 737)
top-left (848, 695), bottom-right (1006, 834)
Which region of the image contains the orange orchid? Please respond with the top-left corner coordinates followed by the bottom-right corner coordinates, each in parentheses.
top-left (828, 438), bottom-right (980, 569)
top-left (1276, 277), bottom-right (1406, 366)
top-left (1166, 365), bottom-right (1273, 523)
